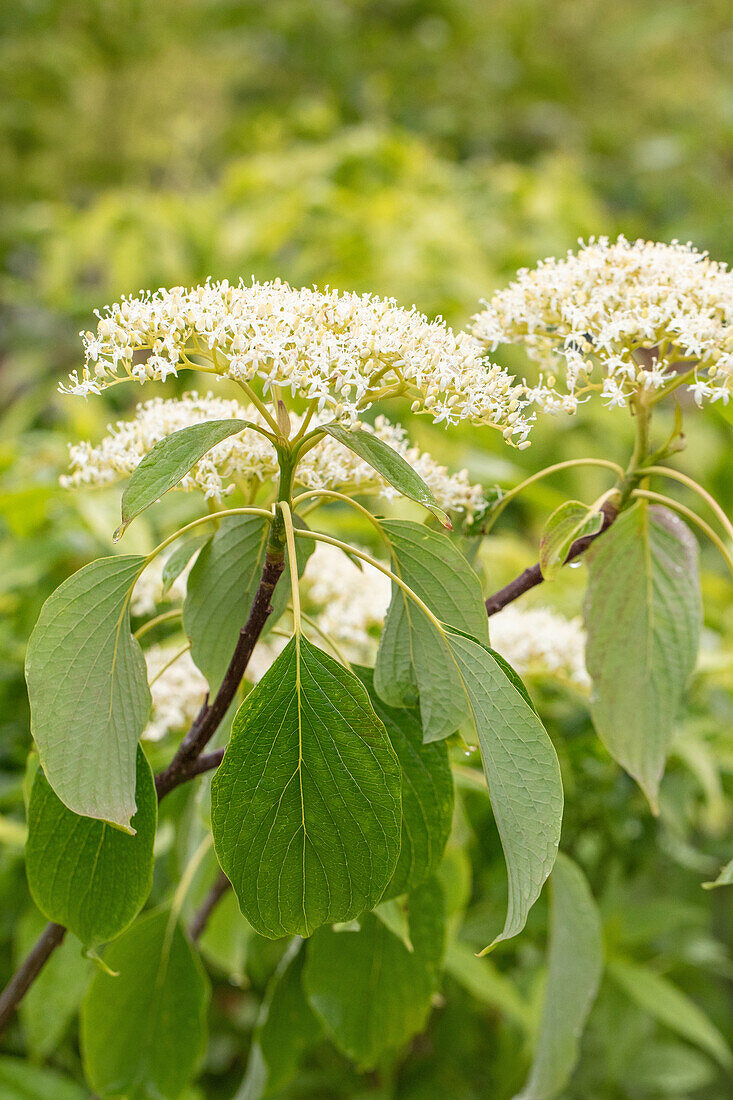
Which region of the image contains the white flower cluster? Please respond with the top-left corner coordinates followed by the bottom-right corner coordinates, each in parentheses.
top-left (471, 236), bottom-right (733, 412)
top-left (143, 644), bottom-right (207, 742)
top-left (63, 279), bottom-right (531, 443)
top-left (489, 605), bottom-right (589, 689)
top-left (62, 393), bottom-right (487, 518)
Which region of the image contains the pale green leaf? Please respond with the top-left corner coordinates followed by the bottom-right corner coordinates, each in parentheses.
top-left (117, 419), bottom-right (250, 536)
top-left (161, 534), bottom-right (210, 594)
top-left (211, 636), bottom-right (402, 938)
top-left (320, 422), bottom-right (451, 526)
top-left (358, 667), bottom-right (453, 899)
top-left (515, 853), bottom-right (604, 1099)
top-left (26, 747), bottom-right (157, 946)
top-left (608, 957), bottom-right (732, 1069)
top-left (304, 914), bottom-right (434, 1069)
top-left (81, 909), bottom-right (210, 1099)
top-left (184, 514), bottom-right (310, 694)
top-left (447, 630), bottom-right (563, 949)
top-left (16, 908), bottom-right (92, 1060)
top-left (25, 555), bottom-right (150, 828)
top-left (374, 519), bottom-right (489, 741)
top-left (0, 1057), bottom-right (88, 1100)
top-left (539, 500), bottom-right (603, 580)
top-left (585, 503), bottom-right (702, 809)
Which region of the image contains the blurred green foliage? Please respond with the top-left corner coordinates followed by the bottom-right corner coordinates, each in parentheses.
top-left (1, 1), bottom-right (732, 1097)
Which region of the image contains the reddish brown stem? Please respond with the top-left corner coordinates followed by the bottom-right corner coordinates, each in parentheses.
top-left (485, 500), bottom-right (618, 616)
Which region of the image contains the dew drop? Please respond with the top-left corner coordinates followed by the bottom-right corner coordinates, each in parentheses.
top-left (568, 560), bottom-right (582, 569)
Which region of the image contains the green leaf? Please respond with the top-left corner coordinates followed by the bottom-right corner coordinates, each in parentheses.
top-left (374, 519), bottom-right (489, 741)
top-left (358, 668), bottom-right (453, 899)
top-left (161, 534), bottom-right (210, 594)
top-left (446, 631), bottom-right (563, 950)
top-left (444, 940), bottom-right (531, 1032)
top-left (25, 555), bottom-right (151, 829)
top-left (81, 909), bottom-right (210, 1099)
top-left (184, 514), bottom-right (310, 694)
top-left (584, 503), bottom-right (702, 809)
top-left (0, 1057), bottom-right (88, 1100)
top-left (239, 942), bottom-right (322, 1099)
top-left (539, 500), bottom-right (604, 580)
top-left (16, 908), bottom-right (92, 1060)
top-left (26, 747), bottom-right (157, 946)
top-left (608, 957), bottom-right (732, 1069)
top-left (211, 636), bottom-right (402, 938)
top-left (320, 422), bottom-right (452, 527)
top-left (116, 419), bottom-right (250, 537)
top-left (515, 853), bottom-right (604, 1100)
top-left (304, 913), bottom-right (434, 1069)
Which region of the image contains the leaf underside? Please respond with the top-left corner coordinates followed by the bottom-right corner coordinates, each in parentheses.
top-left (584, 503), bottom-right (702, 809)
top-left (25, 555), bottom-right (151, 828)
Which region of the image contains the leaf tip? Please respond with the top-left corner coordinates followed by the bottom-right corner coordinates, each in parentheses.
top-left (433, 507), bottom-right (453, 531)
top-left (476, 939), bottom-right (499, 958)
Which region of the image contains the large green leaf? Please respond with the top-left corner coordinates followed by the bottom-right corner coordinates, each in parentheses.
top-left (374, 519), bottom-right (489, 741)
top-left (239, 942), bottom-right (322, 1099)
top-left (608, 958), bottom-right (732, 1069)
top-left (320, 422), bottom-right (451, 526)
top-left (26, 747), bottom-right (156, 946)
top-left (0, 1058), bottom-right (88, 1100)
top-left (585, 503), bottom-right (702, 809)
top-left (358, 668), bottom-right (453, 899)
top-left (304, 913), bottom-right (434, 1069)
top-left (515, 853), bottom-right (604, 1100)
top-left (117, 419), bottom-right (250, 537)
top-left (25, 555), bottom-right (151, 829)
top-left (184, 514), bottom-right (310, 694)
top-left (211, 636), bottom-right (402, 938)
top-left (81, 909), bottom-right (210, 1099)
top-left (446, 630), bottom-right (563, 950)
top-left (539, 500), bottom-right (604, 580)
top-left (16, 908), bottom-right (92, 1060)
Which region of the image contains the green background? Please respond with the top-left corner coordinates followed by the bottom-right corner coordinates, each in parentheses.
top-left (1, 2), bottom-right (732, 1096)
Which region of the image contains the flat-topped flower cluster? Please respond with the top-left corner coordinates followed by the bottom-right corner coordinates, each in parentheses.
top-left (471, 236), bottom-right (733, 412)
top-left (63, 279), bottom-right (531, 444)
top-left (63, 392), bottom-right (488, 517)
